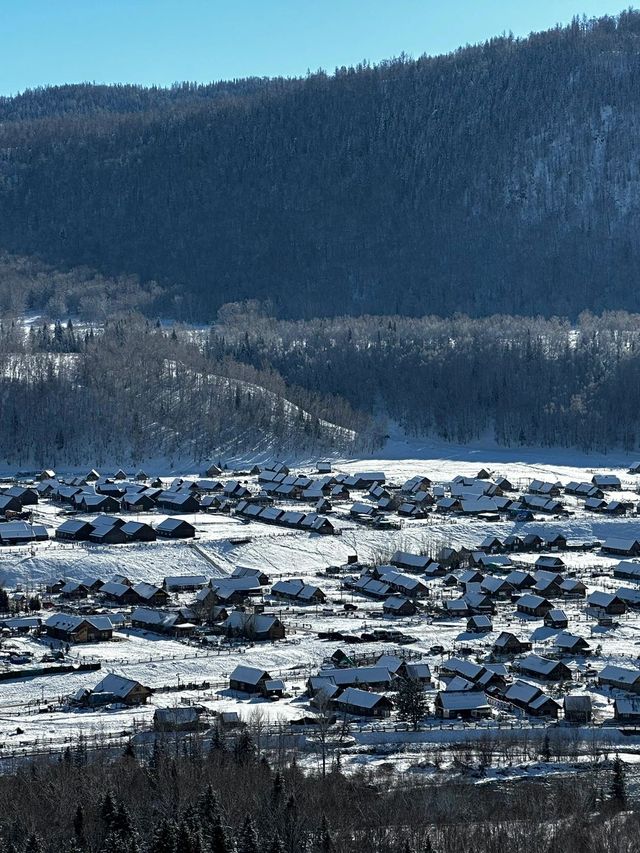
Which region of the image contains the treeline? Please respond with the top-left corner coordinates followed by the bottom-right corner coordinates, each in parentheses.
top-left (0, 253), bottom-right (160, 322)
top-left (0, 731), bottom-right (634, 853)
top-left (4, 309), bottom-right (640, 460)
top-left (206, 309), bottom-right (640, 452)
top-left (3, 14), bottom-right (640, 319)
top-left (0, 319), bottom-right (376, 467)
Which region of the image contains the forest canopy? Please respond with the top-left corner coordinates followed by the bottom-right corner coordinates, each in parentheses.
top-left (2, 12), bottom-right (640, 320)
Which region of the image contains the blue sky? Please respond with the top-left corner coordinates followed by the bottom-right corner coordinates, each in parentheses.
top-left (0, 1), bottom-right (630, 96)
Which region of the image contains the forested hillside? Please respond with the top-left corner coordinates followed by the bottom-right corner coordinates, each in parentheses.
top-left (2, 12), bottom-right (640, 320)
top-left (3, 309), bottom-right (640, 463)
top-left (208, 309), bottom-right (640, 452)
top-left (0, 319), bottom-right (376, 467)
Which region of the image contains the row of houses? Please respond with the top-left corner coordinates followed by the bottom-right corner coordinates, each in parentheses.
top-left (55, 515), bottom-right (195, 543)
top-left (234, 501), bottom-right (336, 534)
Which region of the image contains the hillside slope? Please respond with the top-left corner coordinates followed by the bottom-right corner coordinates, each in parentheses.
top-left (1, 12), bottom-right (640, 320)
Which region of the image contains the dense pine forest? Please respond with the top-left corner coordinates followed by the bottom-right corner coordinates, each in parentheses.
top-left (2, 12), bottom-right (640, 320)
top-left (0, 732), bottom-right (635, 853)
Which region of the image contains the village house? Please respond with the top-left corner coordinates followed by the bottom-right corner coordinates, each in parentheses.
top-left (598, 665), bottom-right (640, 694)
top-left (155, 518), bottom-right (196, 539)
top-left (333, 687), bottom-right (393, 719)
top-left (100, 581), bottom-right (141, 606)
top-left (528, 479), bottom-right (561, 496)
top-left (351, 576), bottom-right (392, 599)
top-left (480, 576), bottom-right (512, 598)
top-left (592, 474), bottom-right (621, 490)
top-left (390, 550), bottom-right (431, 573)
top-left (375, 566), bottom-right (428, 598)
top-left (544, 608), bottom-right (569, 629)
top-left (614, 697), bottom-right (640, 722)
top-left (382, 595), bottom-right (417, 616)
top-left (59, 580), bottom-right (91, 599)
top-left (479, 535), bottom-right (504, 553)
top-left (271, 578), bottom-right (326, 604)
top-left (553, 632), bottom-right (591, 655)
top-left (505, 570), bottom-right (536, 590)
top-left (131, 607), bottom-right (195, 636)
top-left (0, 521), bottom-right (48, 545)
top-left (586, 591), bottom-right (627, 616)
top-left (503, 534), bottom-right (524, 552)
top-left (155, 491), bottom-right (200, 513)
top-left (434, 691), bottom-right (490, 720)
top-left (535, 556), bottom-right (565, 571)
top-left (613, 561), bottom-right (640, 582)
top-left (6, 486), bottom-right (38, 505)
top-left (443, 597), bottom-right (469, 616)
top-left (55, 519), bottom-right (94, 542)
top-left (45, 613), bottom-right (113, 643)
top-left (220, 610), bottom-right (286, 641)
top-left (120, 521), bottom-right (156, 542)
top-left (516, 594), bottom-right (553, 618)
top-left (312, 665), bottom-right (394, 692)
top-left (439, 658), bottom-right (486, 684)
top-left (503, 680), bottom-right (559, 718)
top-left (121, 493), bottom-right (157, 512)
top-left (563, 695), bottom-right (592, 723)
top-left (163, 575), bottom-right (208, 592)
top-left (467, 614), bottom-right (492, 633)
top-left (231, 566), bottom-right (270, 585)
top-left (565, 480), bottom-right (603, 498)
top-left (88, 516), bottom-right (128, 544)
top-left (0, 494), bottom-right (25, 515)
top-left (89, 673), bottom-right (152, 706)
top-left (493, 632), bottom-right (532, 655)
top-left (602, 537), bottom-right (640, 557)
top-left (559, 578), bottom-right (587, 597)
top-left (154, 707), bottom-right (201, 732)
top-left (132, 582), bottom-right (170, 607)
top-left (517, 654), bottom-right (572, 681)
top-left (77, 494), bottom-right (121, 514)
top-left (229, 664), bottom-right (271, 694)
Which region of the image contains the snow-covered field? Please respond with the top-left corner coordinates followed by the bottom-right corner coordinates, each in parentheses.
top-left (1, 439), bottom-right (640, 773)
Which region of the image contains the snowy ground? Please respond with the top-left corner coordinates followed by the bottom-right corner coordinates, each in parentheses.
top-left (1, 440), bottom-right (640, 773)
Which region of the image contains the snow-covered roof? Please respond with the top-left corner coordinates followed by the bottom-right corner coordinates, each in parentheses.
top-left (599, 665), bottom-right (640, 684)
top-left (334, 687), bottom-right (389, 709)
top-left (229, 664), bottom-right (270, 685)
top-left (92, 673), bottom-right (146, 698)
top-left (519, 654), bottom-right (564, 676)
top-left (46, 613), bottom-right (113, 632)
top-left (437, 691), bottom-right (488, 711)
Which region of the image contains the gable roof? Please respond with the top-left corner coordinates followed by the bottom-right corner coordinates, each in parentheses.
top-left (92, 673), bottom-right (145, 698)
top-left (229, 664), bottom-right (270, 685)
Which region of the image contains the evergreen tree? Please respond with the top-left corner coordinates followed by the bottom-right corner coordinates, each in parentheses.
top-left (101, 790), bottom-right (118, 831)
top-left (234, 730), bottom-right (255, 766)
top-left (316, 816), bottom-right (334, 853)
top-left (268, 834), bottom-right (285, 853)
top-left (73, 804), bottom-right (85, 843)
top-left (609, 754), bottom-right (627, 809)
top-left (541, 732), bottom-right (551, 762)
top-left (237, 815), bottom-right (259, 853)
top-left (175, 818), bottom-right (202, 853)
top-left (23, 835), bottom-right (43, 853)
top-left (209, 724), bottom-right (226, 757)
top-left (123, 739), bottom-right (136, 760)
top-left (396, 678), bottom-right (428, 731)
top-left (271, 771), bottom-right (284, 810)
top-left (149, 819), bottom-right (177, 853)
